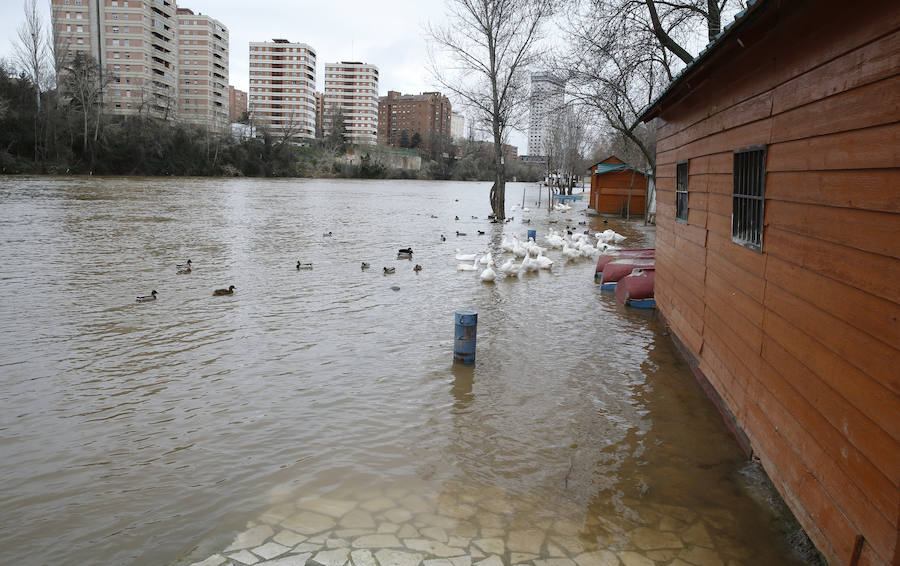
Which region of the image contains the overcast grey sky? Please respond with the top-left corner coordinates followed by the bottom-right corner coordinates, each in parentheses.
top-left (0, 0), bottom-right (530, 149)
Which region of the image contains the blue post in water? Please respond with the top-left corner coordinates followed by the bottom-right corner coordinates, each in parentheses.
top-left (453, 310), bottom-right (478, 365)
top-left (527, 229), bottom-right (536, 242)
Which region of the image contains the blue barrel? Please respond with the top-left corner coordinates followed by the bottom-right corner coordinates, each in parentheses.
top-left (453, 310), bottom-right (478, 364)
top-left (527, 229), bottom-right (536, 241)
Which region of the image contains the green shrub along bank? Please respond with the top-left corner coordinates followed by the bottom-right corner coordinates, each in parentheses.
top-left (0, 63), bottom-right (544, 181)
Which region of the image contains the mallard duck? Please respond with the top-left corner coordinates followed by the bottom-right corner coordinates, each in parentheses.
top-left (398, 247), bottom-right (413, 255)
top-left (177, 266), bottom-right (192, 275)
top-left (296, 262), bottom-right (313, 270)
top-left (323, 231), bottom-right (333, 237)
top-left (136, 290), bottom-right (158, 302)
top-left (456, 231), bottom-right (467, 236)
top-left (361, 262), bottom-right (370, 270)
top-left (477, 230), bottom-right (485, 235)
top-left (413, 264), bottom-right (422, 272)
top-left (213, 285), bottom-right (235, 296)
top-left (176, 259), bottom-right (192, 270)
top-left (383, 267), bottom-right (395, 274)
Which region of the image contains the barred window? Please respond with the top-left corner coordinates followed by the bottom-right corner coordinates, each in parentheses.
top-left (676, 161), bottom-right (689, 222)
top-left (732, 147), bottom-right (767, 251)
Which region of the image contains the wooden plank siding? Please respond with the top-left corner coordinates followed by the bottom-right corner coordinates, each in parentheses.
top-left (645, 0), bottom-right (900, 564)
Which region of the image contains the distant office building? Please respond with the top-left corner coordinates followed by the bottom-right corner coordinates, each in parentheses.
top-left (377, 91), bottom-right (452, 154)
top-left (324, 61), bottom-right (379, 145)
top-left (248, 39), bottom-right (317, 140)
top-left (229, 86), bottom-right (247, 121)
top-left (176, 9), bottom-right (229, 130)
top-left (450, 111), bottom-right (465, 142)
top-left (527, 72), bottom-right (565, 157)
top-left (51, 0), bottom-right (181, 119)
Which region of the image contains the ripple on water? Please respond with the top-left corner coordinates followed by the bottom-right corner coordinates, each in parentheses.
top-left (0, 177), bottom-right (807, 566)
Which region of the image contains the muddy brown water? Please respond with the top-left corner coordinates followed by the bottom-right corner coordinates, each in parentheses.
top-left (0, 177), bottom-right (808, 565)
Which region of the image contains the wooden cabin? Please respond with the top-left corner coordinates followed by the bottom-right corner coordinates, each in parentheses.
top-left (587, 156), bottom-right (648, 216)
top-left (637, 0), bottom-right (899, 564)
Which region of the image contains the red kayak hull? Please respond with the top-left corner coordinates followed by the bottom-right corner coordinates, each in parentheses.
top-left (615, 267), bottom-right (656, 304)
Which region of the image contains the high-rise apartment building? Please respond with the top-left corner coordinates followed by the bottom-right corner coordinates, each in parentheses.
top-left (450, 111), bottom-right (465, 142)
top-left (248, 39), bottom-right (317, 140)
top-left (377, 91), bottom-right (452, 155)
top-left (51, 0), bottom-right (180, 119)
top-left (527, 72), bottom-right (565, 157)
top-left (176, 9), bottom-right (229, 129)
top-left (314, 92), bottom-right (325, 138)
top-left (323, 62), bottom-right (379, 145)
top-left (229, 86), bottom-right (247, 121)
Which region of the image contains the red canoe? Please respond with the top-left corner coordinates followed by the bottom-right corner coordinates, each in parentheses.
top-left (599, 258), bottom-right (656, 289)
top-left (615, 267), bottom-right (656, 307)
top-left (595, 248), bottom-right (655, 275)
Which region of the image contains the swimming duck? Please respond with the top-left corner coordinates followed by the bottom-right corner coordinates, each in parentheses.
top-left (297, 262), bottom-right (313, 270)
top-left (177, 266), bottom-right (192, 275)
top-left (383, 267), bottom-right (395, 274)
top-left (430, 214), bottom-right (439, 219)
top-left (456, 231), bottom-right (467, 236)
top-left (176, 259), bottom-right (192, 270)
top-left (397, 247), bottom-right (413, 259)
top-left (136, 290), bottom-right (158, 302)
top-left (413, 264), bottom-right (423, 272)
top-left (454, 215), bottom-right (459, 220)
top-left (361, 262), bottom-right (371, 270)
top-left (440, 234), bottom-right (446, 242)
top-left (323, 231), bottom-right (333, 237)
top-left (477, 230), bottom-right (485, 235)
top-left (213, 285), bottom-right (235, 296)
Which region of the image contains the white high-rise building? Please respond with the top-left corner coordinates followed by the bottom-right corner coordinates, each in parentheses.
top-left (527, 72), bottom-right (565, 157)
top-left (324, 61), bottom-right (379, 145)
top-left (450, 111), bottom-right (465, 142)
top-left (248, 39), bottom-right (317, 140)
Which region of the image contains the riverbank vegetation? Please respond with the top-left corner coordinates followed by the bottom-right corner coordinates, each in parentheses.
top-left (0, 59), bottom-right (544, 181)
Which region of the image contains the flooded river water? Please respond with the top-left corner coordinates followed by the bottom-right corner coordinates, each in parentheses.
top-left (0, 177), bottom-right (809, 566)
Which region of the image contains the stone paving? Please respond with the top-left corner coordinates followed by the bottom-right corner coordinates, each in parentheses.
top-left (183, 482), bottom-right (753, 566)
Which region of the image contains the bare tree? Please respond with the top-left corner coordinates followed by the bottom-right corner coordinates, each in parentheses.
top-left (12, 0), bottom-right (49, 160)
top-left (558, 0), bottom-right (743, 173)
top-left (544, 102), bottom-right (589, 193)
top-left (428, 0), bottom-right (552, 219)
top-left (63, 52), bottom-right (113, 166)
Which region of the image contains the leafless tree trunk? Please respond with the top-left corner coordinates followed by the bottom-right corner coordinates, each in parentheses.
top-left (429, 0), bottom-right (552, 219)
top-left (13, 0), bottom-right (48, 161)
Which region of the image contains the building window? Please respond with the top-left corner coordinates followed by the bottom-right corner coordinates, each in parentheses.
top-left (732, 146), bottom-right (767, 252)
top-left (675, 161), bottom-right (689, 222)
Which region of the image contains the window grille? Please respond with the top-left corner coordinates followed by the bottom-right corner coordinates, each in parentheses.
top-left (676, 161), bottom-right (689, 222)
top-left (732, 146), bottom-right (767, 251)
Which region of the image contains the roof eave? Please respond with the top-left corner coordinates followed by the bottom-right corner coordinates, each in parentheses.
top-left (636, 0), bottom-right (770, 123)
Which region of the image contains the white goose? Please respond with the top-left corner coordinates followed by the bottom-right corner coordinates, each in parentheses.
top-left (458, 257), bottom-right (479, 271)
top-left (455, 249), bottom-right (478, 261)
top-left (480, 264), bottom-right (497, 282)
top-left (499, 258), bottom-right (520, 277)
top-left (479, 251), bottom-right (494, 265)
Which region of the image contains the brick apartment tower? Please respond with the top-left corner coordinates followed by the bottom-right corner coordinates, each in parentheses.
top-left (228, 86), bottom-right (247, 121)
top-left (377, 91), bottom-right (452, 155)
top-left (51, 0), bottom-right (180, 119)
top-left (314, 92), bottom-right (325, 138)
top-left (248, 39), bottom-right (317, 140)
top-left (176, 9), bottom-right (229, 130)
top-left (323, 62), bottom-right (379, 145)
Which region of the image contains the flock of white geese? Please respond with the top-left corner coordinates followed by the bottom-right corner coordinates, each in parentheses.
top-left (456, 227), bottom-right (628, 282)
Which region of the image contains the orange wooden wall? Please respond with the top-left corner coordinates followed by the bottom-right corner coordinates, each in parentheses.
top-left (651, 1), bottom-right (899, 564)
top-left (589, 157), bottom-right (648, 215)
